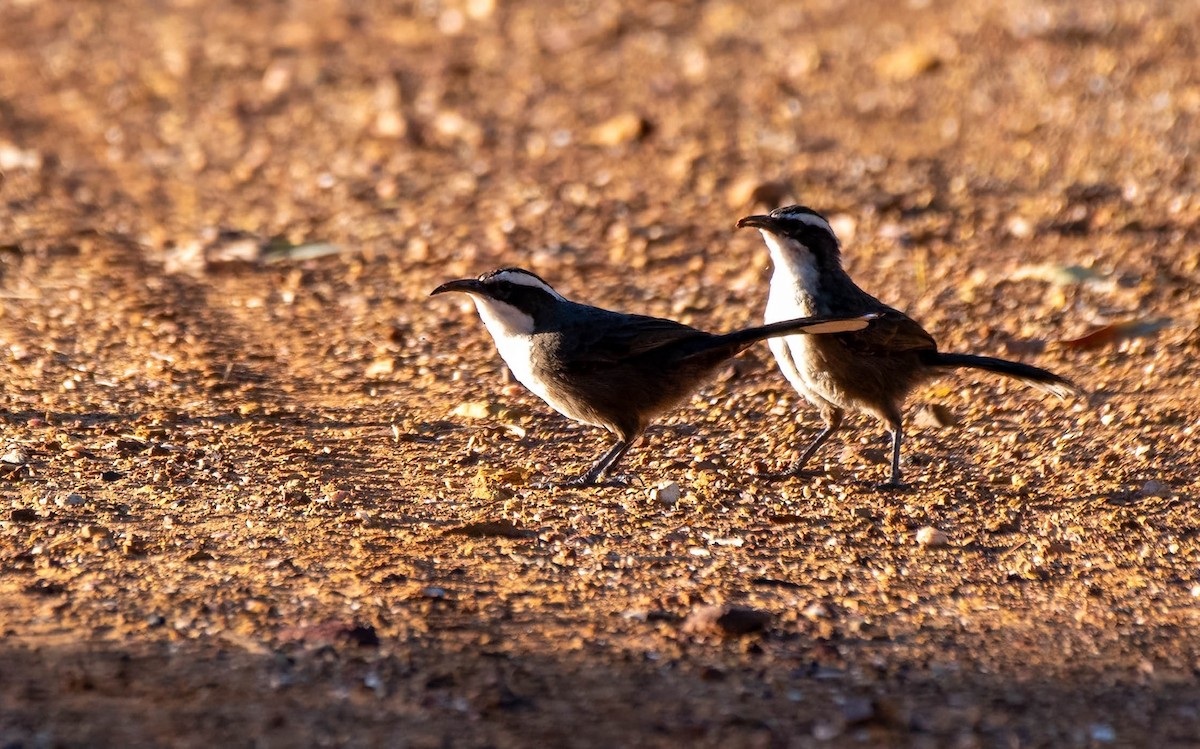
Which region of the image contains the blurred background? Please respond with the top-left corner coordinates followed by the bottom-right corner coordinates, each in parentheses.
top-left (2, 0), bottom-right (1196, 283)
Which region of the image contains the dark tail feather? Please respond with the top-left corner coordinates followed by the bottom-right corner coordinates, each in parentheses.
top-left (714, 313), bottom-right (876, 349)
top-left (924, 351), bottom-right (1080, 398)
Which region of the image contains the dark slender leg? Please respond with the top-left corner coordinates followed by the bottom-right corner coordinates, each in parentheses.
top-left (757, 408), bottom-right (843, 481)
top-left (564, 439), bottom-right (630, 486)
top-left (546, 429), bottom-right (643, 488)
top-left (876, 414), bottom-right (908, 491)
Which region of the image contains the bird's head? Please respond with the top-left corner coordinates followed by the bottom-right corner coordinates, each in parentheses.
top-left (736, 205), bottom-right (842, 269)
top-left (431, 267), bottom-right (566, 336)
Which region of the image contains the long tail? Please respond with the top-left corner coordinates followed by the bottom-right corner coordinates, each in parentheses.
top-left (923, 351), bottom-right (1080, 398)
top-left (713, 313), bottom-right (876, 349)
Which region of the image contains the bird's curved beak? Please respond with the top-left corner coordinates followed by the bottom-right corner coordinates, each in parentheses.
top-left (430, 278), bottom-right (483, 296)
top-left (736, 214), bottom-right (780, 232)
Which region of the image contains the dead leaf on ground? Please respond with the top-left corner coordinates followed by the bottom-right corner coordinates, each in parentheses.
top-left (1061, 318), bottom-right (1172, 349)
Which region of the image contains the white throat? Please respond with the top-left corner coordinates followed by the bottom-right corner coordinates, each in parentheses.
top-left (762, 230), bottom-right (821, 319)
top-left (470, 295), bottom-right (535, 339)
top-left (467, 294), bottom-right (549, 408)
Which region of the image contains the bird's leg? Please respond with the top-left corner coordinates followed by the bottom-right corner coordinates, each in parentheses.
top-left (756, 408), bottom-right (843, 481)
top-left (558, 438), bottom-right (633, 487)
top-left (875, 413), bottom-right (909, 491)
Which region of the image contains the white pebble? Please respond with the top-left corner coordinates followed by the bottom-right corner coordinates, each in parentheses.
top-left (1, 449), bottom-right (27, 465)
top-left (916, 526), bottom-right (949, 547)
top-left (1089, 724), bottom-right (1116, 743)
top-left (650, 481), bottom-right (681, 507)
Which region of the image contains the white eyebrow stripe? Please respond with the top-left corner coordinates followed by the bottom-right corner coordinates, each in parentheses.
top-left (777, 209), bottom-right (834, 235)
top-left (489, 270), bottom-right (566, 300)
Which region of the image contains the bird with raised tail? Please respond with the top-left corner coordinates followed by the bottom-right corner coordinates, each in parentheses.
top-left (736, 205), bottom-right (1080, 489)
top-left (431, 267), bottom-right (876, 487)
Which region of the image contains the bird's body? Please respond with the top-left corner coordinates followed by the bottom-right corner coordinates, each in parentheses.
top-left (738, 206), bottom-right (1078, 487)
top-left (432, 267), bottom-right (873, 486)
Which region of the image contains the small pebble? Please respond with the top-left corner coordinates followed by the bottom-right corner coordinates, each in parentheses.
top-left (803, 602), bottom-right (830, 620)
top-left (683, 604), bottom-right (772, 636)
top-left (1140, 480), bottom-right (1166, 496)
top-left (588, 112), bottom-right (648, 146)
top-left (916, 526), bottom-right (949, 548)
top-left (840, 696), bottom-right (876, 724)
top-left (1, 448), bottom-right (28, 465)
top-left (1089, 724), bottom-right (1116, 743)
top-left (10, 508), bottom-right (38, 523)
top-left (650, 481), bottom-right (681, 507)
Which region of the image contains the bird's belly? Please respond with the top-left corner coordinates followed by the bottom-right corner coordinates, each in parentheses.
top-left (765, 291), bottom-right (838, 408)
top-left (491, 335), bottom-right (607, 430)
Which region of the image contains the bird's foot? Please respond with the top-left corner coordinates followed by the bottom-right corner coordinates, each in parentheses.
top-left (532, 472), bottom-right (638, 489)
top-left (875, 479), bottom-right (912, 493)
top-left (602, 473), bottom-right (643, 488)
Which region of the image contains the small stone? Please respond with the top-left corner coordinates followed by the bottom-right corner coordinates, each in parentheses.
top-left (101, 470), bottom-right (123, 482)
top-left (1089, 724), bottom-right (1116, 743)
top-left (913, 404), bottom-right (959, 428)
top-left (432, 110), bottom-right (483, 147)
top-left (81, 524), bottom-right (112, 539)
top-left (874, 44), bottom-right (941, 81)
top-left (915, 526), bottom-right (949, 548)
top-left (465, 0), bottom-right (495, 20)
top-left (1006, 215), bottom-right (1034, 238)
top-left (373, 109), bottom-right (408, 139)
top-left (840, 696), bottom-right (876, 725)
top-left (10, 508), bottom-right (38, 523)
top-left (588, 112), bottom-right (649, 146)
top-left (683, 604), bottom-right (772, 636)
top-left (1, 448), bottom-right (28, 465)
top-left (452, 401), bottom-right (499, 420)
top-left (1140, 480), bottom-right (1166, 496)
top-left (65, 493), bottom-right (88, 506)
top-left (829, 213), bottom-right (857, 243)
top-left (365, 357), bottom-right (396, 378)
top-left (726, 177), bottom-right (790, 209)
top-left (802, 602), bottom-right (830, 620)
top-left (0, 142), bottom-right (42, 171)
top-left (651, 481), bottom-right (681, 507)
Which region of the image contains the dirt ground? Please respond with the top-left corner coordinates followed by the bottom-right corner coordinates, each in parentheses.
top-left (2, 0), bottom-right (1200, 746)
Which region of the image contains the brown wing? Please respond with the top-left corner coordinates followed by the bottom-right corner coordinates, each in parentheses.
top-left (835, 309), bottom-right (937, 355)
top-left (559, 313), bottom-right (709, 367)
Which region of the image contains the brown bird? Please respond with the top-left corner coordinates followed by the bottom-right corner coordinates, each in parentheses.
top-left (432, 267), bottom-right (875, 486)
top-left (737, 205), bottom-right (1079, 488)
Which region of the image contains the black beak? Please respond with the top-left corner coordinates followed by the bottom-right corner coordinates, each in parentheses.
top-left (736, 214), bottom-right (781, 232)
top-left (430, 278), bottom-right (484, 296)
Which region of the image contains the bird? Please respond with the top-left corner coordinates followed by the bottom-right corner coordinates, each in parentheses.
top-left (430, 267), bottom-right (875, 487)
top-left (736, 205), bottom-right (1080, 489)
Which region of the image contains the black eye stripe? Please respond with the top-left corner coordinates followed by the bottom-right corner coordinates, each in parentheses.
top-left (487, 280), bottom-right (550, 300)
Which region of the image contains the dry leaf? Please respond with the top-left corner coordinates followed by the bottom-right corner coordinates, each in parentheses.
top-left (1062, 318), bottom-right (1171, 349)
